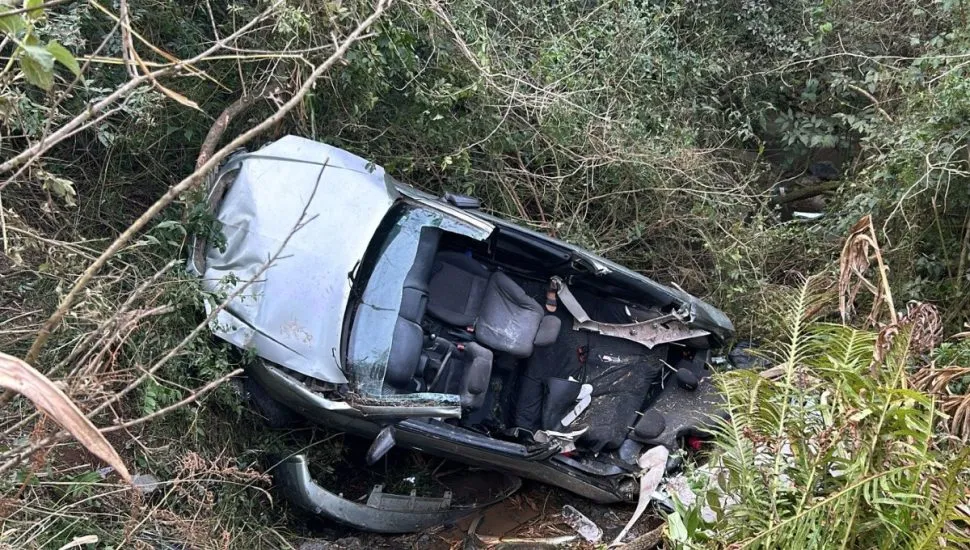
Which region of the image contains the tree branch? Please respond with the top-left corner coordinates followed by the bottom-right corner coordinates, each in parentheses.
top-left (846, 83), bottom-right (894, 123)
top-left (0, 0), bottom-right (72, 18)
top-left (22, 0), bottom-right (391, 365)
top-left (0, 1), bottom-right (283, 181)
top-left (196, 93), bottom-right (265, 170)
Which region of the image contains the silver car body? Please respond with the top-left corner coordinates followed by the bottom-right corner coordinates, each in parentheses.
top-left (193, 136), bottom-right (494, 387)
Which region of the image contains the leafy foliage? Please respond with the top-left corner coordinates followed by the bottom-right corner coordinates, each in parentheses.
top-left (1, 0), bottom-right (970, 546)
top-left (0, 1), bottom-right (80, 89)
top-left (682, 277), bottom-right (970, 548)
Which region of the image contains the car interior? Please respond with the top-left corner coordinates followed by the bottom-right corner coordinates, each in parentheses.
top-left (378, 217), bottom-right (713, 465)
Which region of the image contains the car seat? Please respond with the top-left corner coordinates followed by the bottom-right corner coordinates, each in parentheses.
top-left (427, 251), bottom-right (560, 357)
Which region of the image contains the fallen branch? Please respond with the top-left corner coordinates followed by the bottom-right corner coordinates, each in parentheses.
top-left (22, 0), bottom-right (391, 365)
top-left (196, 93), bottom-right (266, 170)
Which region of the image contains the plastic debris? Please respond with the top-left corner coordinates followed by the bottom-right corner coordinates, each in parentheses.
top-left (561, 504), bottom-right (602, 543)
top-left (610, 445), bottom-right (670, 546)
top-left (132, 473), bottom-right (161, 496)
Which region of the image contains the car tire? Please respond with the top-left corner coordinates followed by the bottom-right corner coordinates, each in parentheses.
top-left (245, 376), bottom-right (302, 429)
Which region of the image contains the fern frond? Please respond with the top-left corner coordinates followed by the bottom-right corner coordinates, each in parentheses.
top-left (695, 277), bottom-right (964, 550)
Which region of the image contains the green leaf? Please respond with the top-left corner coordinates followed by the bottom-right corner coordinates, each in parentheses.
top-left (20, 47), bottom-right (54, 90)
top-left (46, 40), bottom-right (80, 76)
top-left (23, 0), bottom-right (44, 20)
top-left (667, 509), bottom-right (688, 541)
top-left (21, 43), bottom-right (53, 69)
top-left (0, 13), bottom-right (25, 34)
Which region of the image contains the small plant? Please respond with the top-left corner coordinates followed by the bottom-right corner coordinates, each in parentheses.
top-left (0, 0), bottom-right (80, 90)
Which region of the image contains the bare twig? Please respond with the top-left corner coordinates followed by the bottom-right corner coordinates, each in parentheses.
top-left (0, 1), bottom-right (284, 181)
top-left (118, 0), bottom-right (137, 79)
top-left (846, 83), bottom-right (894, 123)
top-left (101, 368), bottom-right (243, 433)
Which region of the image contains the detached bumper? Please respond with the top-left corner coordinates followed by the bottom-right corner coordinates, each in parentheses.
top-left (276, 455), bottom-right (521, 533)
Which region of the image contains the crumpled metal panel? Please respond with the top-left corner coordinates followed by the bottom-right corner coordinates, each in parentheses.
top-left (201, 135), bottom-right (396, 383)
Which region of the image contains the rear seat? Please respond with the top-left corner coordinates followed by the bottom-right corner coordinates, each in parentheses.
top-left (512, 289), bottom-right (665, 451)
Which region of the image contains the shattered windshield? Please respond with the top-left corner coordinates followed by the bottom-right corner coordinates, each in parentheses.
top-left (345, 202), bottom-right (479, 406)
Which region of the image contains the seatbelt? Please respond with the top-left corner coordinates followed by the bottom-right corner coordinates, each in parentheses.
top-left (550, 277), bottom-right (711, 349)
top-left (551, 276), bottom-right (593, 324)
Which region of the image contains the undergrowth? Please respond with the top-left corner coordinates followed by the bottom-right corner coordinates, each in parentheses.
top-left (0, 0), bottom-right (969, 547)
top-left (670, 277), bottom-right (970, 548)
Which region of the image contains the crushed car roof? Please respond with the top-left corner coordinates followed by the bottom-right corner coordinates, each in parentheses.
top-left (197, 136), bottom-right (396, 383)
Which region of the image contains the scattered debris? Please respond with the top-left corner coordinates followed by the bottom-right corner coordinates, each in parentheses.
top-left (611, 445), bottom-right (670, 546)
top-left (561, 504), bottom-right (602, 543)
top-left (132, 473), bottom-right (161, 496)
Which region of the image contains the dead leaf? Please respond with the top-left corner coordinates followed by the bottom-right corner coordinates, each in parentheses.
top-left (0, 352), bottom-right (131, 483)
top-left (56, 535), bottom-right (99, 550)
top-left (154, 82), bottom-right (202, 111)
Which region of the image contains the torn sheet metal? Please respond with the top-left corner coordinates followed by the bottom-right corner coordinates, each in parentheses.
top-left (276, 455), bottom-right (521, 533)
top-left (553, 277), bottom-right (710, 349)
top-left (610, 445), bottom-right (670, 546)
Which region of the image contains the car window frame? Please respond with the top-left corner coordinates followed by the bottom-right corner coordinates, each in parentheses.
top-left (340, 197), bottom-right (493, 416)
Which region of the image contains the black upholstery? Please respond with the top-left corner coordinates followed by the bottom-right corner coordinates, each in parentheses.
top-left (386, 317), bottom-right (423, 389)
top-left (400, 228), bottom-right (442, 322)
top-left (428, 251), bottom-right (552, 358)
top-left (533, 315), bottom-right (562, 347)
top-left (475, 271), bottom-right (545, 357)
top-left (387, 228), bottom-right (442, 391)
top-left (428, 341), bottom-right (494, 410)
top-left (459, 342), bottom-right (493, 410)
top-left (427, 251), bottom-right (490, 326)
top-left (511, 289), bottom-right (667, 450)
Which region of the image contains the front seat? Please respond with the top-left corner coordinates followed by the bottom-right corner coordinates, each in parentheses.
top-left (427, 251), bottom-right (560, 357)
top-left (428, 341), bottom-right (494, 410)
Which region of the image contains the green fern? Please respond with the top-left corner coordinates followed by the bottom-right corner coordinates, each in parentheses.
top-left (690, 277), bottom-right (968, 549)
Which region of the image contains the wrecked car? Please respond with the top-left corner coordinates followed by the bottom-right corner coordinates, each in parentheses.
top-left (188, 136), bottom-right (739, 532)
